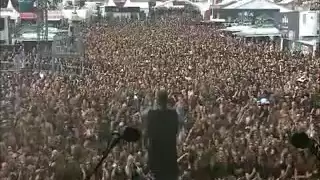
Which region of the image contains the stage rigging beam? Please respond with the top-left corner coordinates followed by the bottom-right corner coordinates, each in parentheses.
top-left (36, 0), bottom-right (48, 45)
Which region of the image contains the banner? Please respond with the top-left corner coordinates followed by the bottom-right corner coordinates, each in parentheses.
top-left (18, 0), bottom-right (35, 12)
top-left (20, 12), bottom-right (37, 20)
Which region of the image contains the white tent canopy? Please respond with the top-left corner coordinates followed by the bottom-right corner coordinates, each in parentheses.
top-left (234, 26), bottom-right (281, 37)
top-left (20, 32), bottom-right (57, 41)
top-left (223, 25), bottom-right (252, 32)
top-left (155, 0), bottom-right (203, 11)
top-left (193, 0), bottom-right (211, 12)
top-left (277, 0), bottom-right (294, 4)
top-left (62, 9), bottom-right (92, 20)
top-left (0, 0), bottom-right (19, 20)
top-left (124, 0), bottom-right (149, 9)
top-left (106, 0), bottom-right (116, 7)
top-left (217, 0), bottom-right (237, 6)
top-left (223, 0), bottom-right (291, 12)
top-left (7, 0), bottom-right (14, 9)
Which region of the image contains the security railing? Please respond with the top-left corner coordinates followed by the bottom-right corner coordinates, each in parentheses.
top-left (0, 60), bottom-right (93, 75)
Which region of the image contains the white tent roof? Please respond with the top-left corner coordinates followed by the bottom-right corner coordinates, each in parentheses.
top-left (7, 0), bottom-right (14, 9)
top-left (20, 32), bottom-right (57, 41)
top-left (154, 0), bottom-right (205, 11)
top-left (223, 0), bottom-right (291, 12)
top-left (124, 0), bottom-right (149, 9)
top-left (224, 0), bottom-right (257, 8)
top-left (0, 9), bottom-right (19, 19)
top-left (62, 9), bottom-right (92, 20)
top-left (298, 39), bottom-right (317, 46)
top-left (235, 26), bottom-right (280, 36)
top-left (106, 0), bottom-right (116, 7)
top-left (277, 0), bottom-right (294, 4)
top-left (193, 1), bottom-right (211, 11)
top-left (223, 25), bottom-right (252, 32)
top-left (245, 27), bottom-right (279, 34)
top-left (0, 0), bottom-right (19, 20)
top-left (217, 0), bottom-right (237, 6)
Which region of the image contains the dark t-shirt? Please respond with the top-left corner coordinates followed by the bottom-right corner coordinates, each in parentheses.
top-left (211, 163), bottom-right (228, 178)
top-left (256, 163), bottom-right (269, 179)
top-left (147, 108), bottom-right (179, 176)
top-left (60, 160), bottom-right (82, 180)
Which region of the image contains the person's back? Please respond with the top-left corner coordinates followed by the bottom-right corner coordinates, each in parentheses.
top-left (147, 90), bottom-right (179, 180)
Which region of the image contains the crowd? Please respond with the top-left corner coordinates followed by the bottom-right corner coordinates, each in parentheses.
top-left (1, 10), bottom-right (320, 180)
top-left (310, 1), bottom-right (320, 10)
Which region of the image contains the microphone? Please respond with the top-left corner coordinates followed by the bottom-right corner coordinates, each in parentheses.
top-left (290, 132), bottom-right (310, 149)
top-left (85, 126), bottom-right (141, 180)
top-left (108, 126), bottom-right (141, 152)
top-left (290, 132), bottom-right (320, 161)
top-left (112, 126), bottom-right (141, 143)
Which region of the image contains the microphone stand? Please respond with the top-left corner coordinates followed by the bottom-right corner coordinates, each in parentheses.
top-left (84, 134), bottom-right (120, 180)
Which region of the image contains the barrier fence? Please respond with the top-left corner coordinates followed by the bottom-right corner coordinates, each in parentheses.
top-left (0, 60), bottom-right (93, 75)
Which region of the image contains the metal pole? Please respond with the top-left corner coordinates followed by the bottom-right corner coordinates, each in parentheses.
top-left (81, 56), bottom-right (84, 75)
top-left (51, 57), bottom-right (55, 72)
top-left (36, 0), bottom-right (40, 45)
top-left (36, 0), bottom-right (48, 52)
top-left (318, 11), bottom-right (320, 56)
top-left (44, 8), bottom-right (48, 42)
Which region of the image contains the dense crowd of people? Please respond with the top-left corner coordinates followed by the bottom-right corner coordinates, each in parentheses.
top-left (1, 10), bottom-right (320, 180)
top-left (310, 1), bottom-right (320, 10)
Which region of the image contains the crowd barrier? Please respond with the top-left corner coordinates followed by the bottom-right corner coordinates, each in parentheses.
top-left (0, 60), bottom-right (93, 75)
top-left (0, 45), bottom-right (19, 52)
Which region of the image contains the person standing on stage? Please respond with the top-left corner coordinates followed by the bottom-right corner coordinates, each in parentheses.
top-left (146, 90), bottom-right (179, 180)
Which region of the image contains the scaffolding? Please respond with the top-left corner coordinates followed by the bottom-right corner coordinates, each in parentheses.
top-left (51, 16), bottom-right (86, 75)
top-left (36, 0), bottom-right (49, 54)
top-left (51, 34), bottom-right (86, 74)
top-left (318, 11), bottom-right (320, 56)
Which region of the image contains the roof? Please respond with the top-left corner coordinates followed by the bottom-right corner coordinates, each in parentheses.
top-left (124, 0), bottom-right (149, 8)
top-left (0, 0), bottom-right (19, 19)
top-left (234, 26), bottom-right (280, 37)
top-left (223, 0), bottom-right (291, 12)
top-left (62, 9), bottom-right (92, 20)
top-left (216, 0), bottom-right (237, 6)
top-left (223, 25), bottom-right (252, 32)
top-left (298, 39), bottom-right (318, 46)
top-left (106, 0), bottom-right (116, 6)
top-left (17, 27), bottom-right (67, 42)
top-left (223, 0), bottom-right (254, 8)
top-left (0, 8), bottom-right (19, 19)
top-left (0, 0), bottom-right (18, 10)
top-left (277, 0), bottom-right (294, 5)
top-left (19, 33), bottom-right (56, 41)
top-left (154, 0), bottom-right (208, 11)
top-left (6, 0), bottom-right (14, 9)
